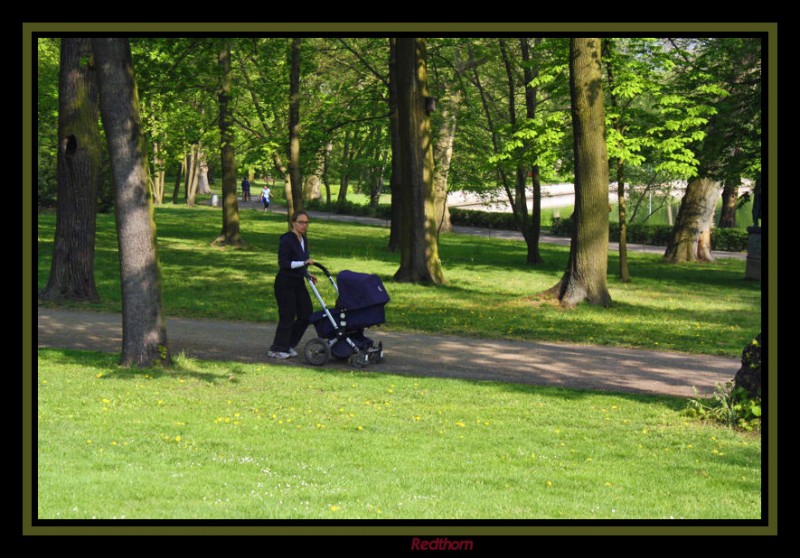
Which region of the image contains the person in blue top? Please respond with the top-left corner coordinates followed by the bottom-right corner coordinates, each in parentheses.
top-left (267, 210), bottom-right (317, 359)
top-left (241, 177), bottom-right (251, 201)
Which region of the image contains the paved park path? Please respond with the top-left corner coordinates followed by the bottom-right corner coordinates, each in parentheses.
top-left (37, 306), bottom-right (740, 399)
top-left (37, 202), bottom-right (745, 399)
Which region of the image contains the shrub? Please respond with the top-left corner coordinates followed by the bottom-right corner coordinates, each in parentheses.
top-left (685, 381), bottom-right (761, 432)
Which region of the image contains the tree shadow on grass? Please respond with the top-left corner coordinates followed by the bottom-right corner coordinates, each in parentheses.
top-left (38, 348), bottom-right (237, 384)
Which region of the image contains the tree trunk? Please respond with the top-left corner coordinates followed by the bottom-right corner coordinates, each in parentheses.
top-left (392, 38), bottom-right (444, 284)
top-left (216, 40), bottom-right (242, 245)
top-left (151, 140), bottom-right (165, 205)
top-left (521, 37), bottom-right (544, 265)
top-left (92, 37), bottom-right (171, 368)
top-left (196, 161), bottom-right (211, 195)
top-left (500, 40), bottom-right (534, 256)
top-left (432, 90), bottom-right (457, 233)
top-left (288, 37), bottom-right (303, 215)
top-left (547, 38), bottom-right (611, 308)
top-left (370, 147), bottom-right (388, 208)
top-left (171, 160), bottom-right (182, 204)
top-left (529, 165), bottom-right (543, 264)
top-left (719, 180), bottom-right (739, 228)
top-left (338, 129), bottom-right (353, 207)
top-left (388, 38), bottom-right (401, 252)
top-left (603, 40), bottom-right (629, 281)
top-left (617, 166), bottom-right (630, 282)
top-left (664, 177), bottom-right (722, 263)
top-left (322, 141), bottom-right (333, 207)
top-left (41, 37), bottom-right (101, 303)
top-left (185, 145), bottom-right (201, 206)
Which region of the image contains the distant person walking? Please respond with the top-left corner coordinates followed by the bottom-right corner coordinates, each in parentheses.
top-left (241, 177), bottom-right (251, 201)
top-left (260, 185), bottom-right (271, 211)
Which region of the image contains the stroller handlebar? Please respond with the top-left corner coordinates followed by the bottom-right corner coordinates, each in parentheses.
top-left (308, 261), bottom-right (333, 278)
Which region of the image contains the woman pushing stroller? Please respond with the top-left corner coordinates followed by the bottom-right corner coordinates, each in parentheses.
top-left (267, 210), bottom-right (317, 359)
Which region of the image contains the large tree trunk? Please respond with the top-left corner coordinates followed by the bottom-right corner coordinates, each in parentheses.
top-left (392, 38), bottom-right (444, 285)
top-left (547, 38), bottom-right (611, 308)
top-left (216, 40), bottom-right (242, 245)
top-left (719, 180), bottom-right (739, 228)
top-left (288, 37), bottom-right (303, 215)
top-left (664, 177), bottom-right (722, 263)
top-left (40, 37), bottom-right (101, 303)
top-left (93, 37), bottom-right (171, 368)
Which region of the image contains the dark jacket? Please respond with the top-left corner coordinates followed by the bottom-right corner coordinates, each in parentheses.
top-left (277, 231), bottom-right (310, 279)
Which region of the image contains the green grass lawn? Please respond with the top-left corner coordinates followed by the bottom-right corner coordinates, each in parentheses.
top-left (37, 348), bottom-right (761, 520)
top-left (37, 204), bottom-right (760, 356)
top-left (35, 203), bottom-right (763, 521)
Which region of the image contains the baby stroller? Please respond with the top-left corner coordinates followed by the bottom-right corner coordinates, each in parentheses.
top-left (304, 263), bottom-right (389, 368)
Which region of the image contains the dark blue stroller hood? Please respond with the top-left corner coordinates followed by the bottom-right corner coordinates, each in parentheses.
top-left (336, 270), bottom-right (391, 310)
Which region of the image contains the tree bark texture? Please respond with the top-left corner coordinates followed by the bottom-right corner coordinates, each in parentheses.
top-left (184, 145), bottom-right (201, 205)
top-left (288, 37), bottom-right (303, 215)
top-left (92, 37), bottom-right (171, 368)
top-left (151, 140), bottom-right (166, 204)
top-left (387, 38), bottom-right (401, 252)
top-left (521, 37), bottom-right (544, 264)
top-left (719, 180), bottom-right (739, 228)
top-left (549, 38), bottom-right (611, 308)
top-left (663, 177), bottom-right (722, 263)
top-left (432, 90), bottom-right (458, 233)
top-left (392, 38), bottom-right (444, 285)
top-left (171, 160), bottom-right (182, 204)
top-left (616, 165), bottom-right (630, 282)
top-left (41, 37), bottom-right (101, 302)
top-left (217, 41), bottom-right (242, 245)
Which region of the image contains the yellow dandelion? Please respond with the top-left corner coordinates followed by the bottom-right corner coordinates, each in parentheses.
top-left (330, 505), bottom-right (340, 512)
top-left (357, 426), bottom-right (364, 431)
top-left (111, 441), bottom-right (118, 446)
top-left (95, 373), bottom-right (103, 378)
top-left (546, 480), bottom-right (553, 488)
top-left (175, 436), bottom-right (181, 442)
top-left (455, 421), bottom-right (465, 427)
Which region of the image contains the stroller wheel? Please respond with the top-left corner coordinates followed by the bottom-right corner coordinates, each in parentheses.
top-left (304, 338), bottom-right (331, 366)
top-left (367, 342), bottom-right (385, 364)
top-left (349, 352), bottom-right (369, 369)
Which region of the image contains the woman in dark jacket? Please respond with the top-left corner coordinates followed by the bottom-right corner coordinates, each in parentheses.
top-left (267, 210), bottom-right (317, 359)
